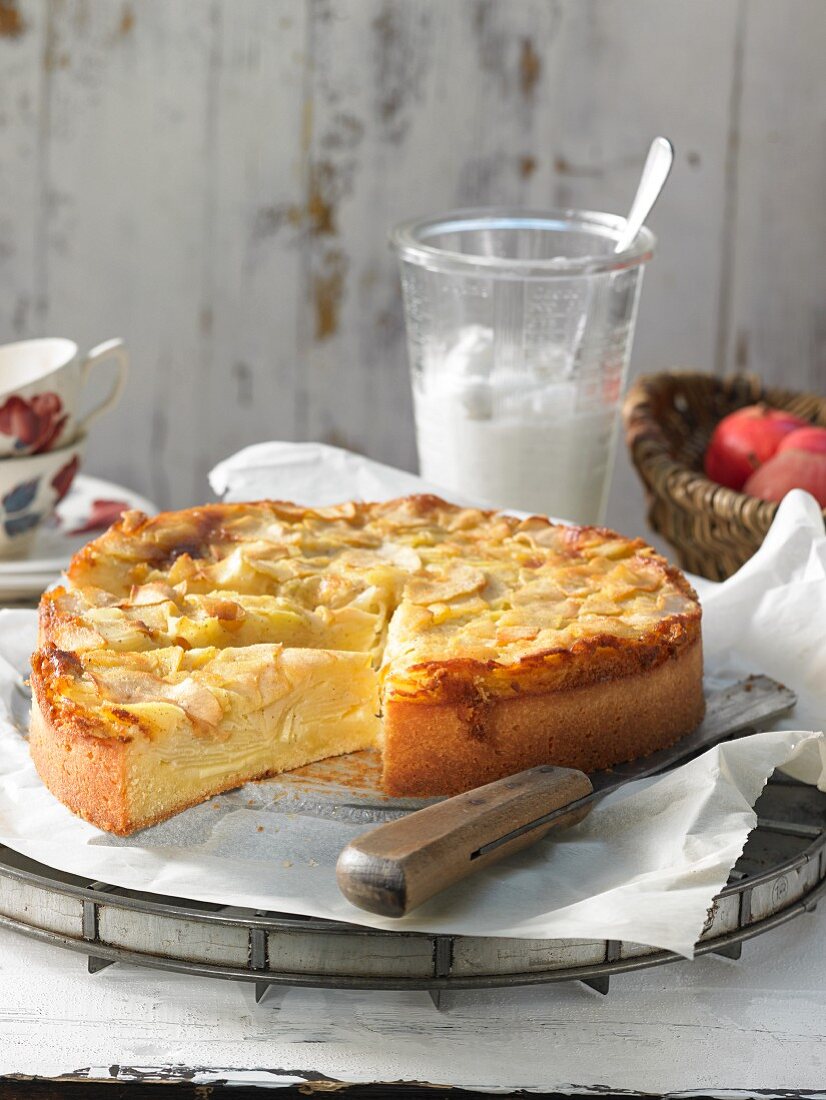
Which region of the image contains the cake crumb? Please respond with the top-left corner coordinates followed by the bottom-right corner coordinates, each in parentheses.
top-left (256, 825), bottom-right (264, 833)
top-left (282, 859), bottom-right (293, 869)
top-left (308, 858), bottom-right (319, 868)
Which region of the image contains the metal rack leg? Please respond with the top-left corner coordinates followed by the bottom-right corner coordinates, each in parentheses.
top-left (84, 882), bottom-right (116, 976)
top-left (710, 941), bottom-right (742, 960)
top-left (87, 955), bottom-right (115, 974)
top-left (579, 975), bottom-right (610, 995)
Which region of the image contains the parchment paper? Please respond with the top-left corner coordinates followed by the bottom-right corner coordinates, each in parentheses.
top-left (0, 444), bottom-right (821, 957)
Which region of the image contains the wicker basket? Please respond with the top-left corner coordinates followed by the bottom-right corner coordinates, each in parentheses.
top-left (623, 371), bottom-right (826, 581)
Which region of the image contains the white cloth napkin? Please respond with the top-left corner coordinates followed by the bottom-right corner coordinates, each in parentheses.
top-left (209, 441), bottom-right (486, 508)
top-left (0, 444), bottom-right (819, 957)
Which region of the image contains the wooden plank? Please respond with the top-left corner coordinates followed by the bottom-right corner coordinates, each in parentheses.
top-left (1, 916), bottom-right (826, 1091)
top-left (19, 0), bottom-right (308, 508)
top-left (30, 0), bottom-right (219, 507)
top-left (547, 1), bottom-right (740, 378)
top-left (187, 0), bottom-right (308, 494)
top-left (0, 0), bottom-right (46, 342)
top-left (719, 0), bottom-right (826, 395)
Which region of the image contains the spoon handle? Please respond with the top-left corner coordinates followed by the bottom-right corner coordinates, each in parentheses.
top-left (615, 136), bottom-right (674, 254)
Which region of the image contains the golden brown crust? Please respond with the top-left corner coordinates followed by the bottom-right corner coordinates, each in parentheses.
top-left (30, 645), bottom-right (127, 742)
top-left (383, 617), bottom-right (699, 705)
top-left (29, 692), bottom-right (132, 835)
top-left (382, 640), bottom-right (705, 797)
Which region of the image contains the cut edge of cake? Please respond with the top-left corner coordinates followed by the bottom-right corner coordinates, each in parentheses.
top-left (29, 643), bottom-right (381, 835)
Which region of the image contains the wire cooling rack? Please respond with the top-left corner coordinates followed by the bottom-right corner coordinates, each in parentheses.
top-left (0, 771), bottom-right (821, 1003)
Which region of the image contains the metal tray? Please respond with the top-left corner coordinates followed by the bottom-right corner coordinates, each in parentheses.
top-left (0, 771), bottom-right (822, 1001)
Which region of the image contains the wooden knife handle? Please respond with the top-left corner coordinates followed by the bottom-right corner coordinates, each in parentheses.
top-left (336, 765), bottom-right (594, 918)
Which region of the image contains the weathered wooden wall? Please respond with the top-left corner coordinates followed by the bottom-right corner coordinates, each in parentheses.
top-left (0, 0), bottom-right (824, 538)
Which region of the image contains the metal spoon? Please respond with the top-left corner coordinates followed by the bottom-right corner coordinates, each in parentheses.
top-left (614, 136), bottom-right (674, 254)
top-left (563, 136), bottom-right (674, 378)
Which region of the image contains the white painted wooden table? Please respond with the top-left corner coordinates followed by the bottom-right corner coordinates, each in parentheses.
top-left (1, 908), bottom-right (824, 1095)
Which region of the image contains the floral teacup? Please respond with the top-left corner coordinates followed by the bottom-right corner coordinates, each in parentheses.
top-left (0, 433), bottom-right (84, 557)
top-left (0, 338), bottom-right (127, 457)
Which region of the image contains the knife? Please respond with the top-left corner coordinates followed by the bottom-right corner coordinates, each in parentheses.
top-left (336, 676), bottom-right (797, 917)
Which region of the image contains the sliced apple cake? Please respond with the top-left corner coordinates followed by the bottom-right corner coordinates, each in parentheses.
top-left (30, 496), bottom-right (704, 834)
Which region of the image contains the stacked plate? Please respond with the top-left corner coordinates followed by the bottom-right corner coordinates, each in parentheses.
top-left (0, 474), bottom-right (155, 604)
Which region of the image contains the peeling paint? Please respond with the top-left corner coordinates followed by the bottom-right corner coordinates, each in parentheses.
top-left (118, 3), bottom-right (135, 38)
top-left (43, 14), bottom-right (70, 72)
top-left (554, 155), bottom-right (604, 179)
top-left (473, 0), bottom-right (510, 92)
top-left (253, 202), bottom-right (303, 241)
top-left (307, 161), bottom-right (341, 236)
top-left (251, 159), bottom-right (346, 245)
top-left (73, 1063), bottom-right (339, 1086)
top-left (306, 159), bottom-right (356, 239)
top-left (44, 50), bottom-right (71, 72)
top-left (0, 0), bottom-right (24, 39)
top-left (473, 6), bottom-right (546, 107)
top-left (232, 361), bottom-right (254, 406)
top-left (320, 111), bottom-right (363, 152)
top-left (313, 0), bottom-right (334, 25)
top-left (519, 37), bottom-right (541, 100)
top-left (456, 154), bottom-right (506, 206)
top-left (313, 248), bottom-right (346, 339)
top-left (518, 154), bottom-right (537, 179)
top-left (374, 303), bottom-right (403, 344)
top-left (372, 1), bottom-right (431, 144)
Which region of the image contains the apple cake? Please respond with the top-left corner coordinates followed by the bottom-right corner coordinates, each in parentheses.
top-left (30, 495), bottom-right (704, 834)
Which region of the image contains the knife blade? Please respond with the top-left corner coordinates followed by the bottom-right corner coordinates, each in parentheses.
top-left (336, 676), bottom-right (797, 917)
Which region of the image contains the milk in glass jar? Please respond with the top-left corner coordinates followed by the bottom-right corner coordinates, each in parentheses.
top-left (392, 210), bottom-right (654, 524)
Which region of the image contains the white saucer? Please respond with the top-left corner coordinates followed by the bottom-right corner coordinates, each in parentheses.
top-left (0, 475), bottom-right (155, 601)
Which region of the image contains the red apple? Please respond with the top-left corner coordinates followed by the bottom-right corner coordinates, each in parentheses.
top-left (744, 449), bottom-right (826, 508)
top-left (777, 425), bottom-right (826, 456)
top-left (704, 405), bottom-right (808, 491)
